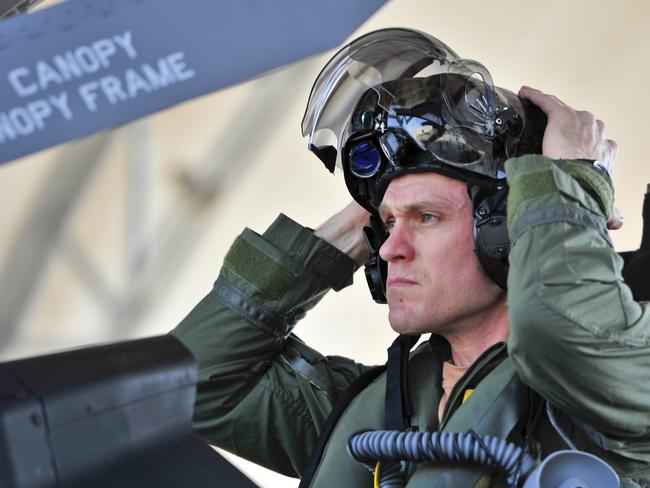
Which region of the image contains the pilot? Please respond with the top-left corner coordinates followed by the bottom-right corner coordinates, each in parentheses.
top-left (172, 28), bottom-right (649, 486)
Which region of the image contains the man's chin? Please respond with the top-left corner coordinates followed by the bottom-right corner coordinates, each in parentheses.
top-left (388, 309), bottom-right (427, 335)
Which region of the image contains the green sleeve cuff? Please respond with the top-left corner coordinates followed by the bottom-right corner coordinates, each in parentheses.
top-left (222, 213), bottom-right (357, 304)
top-left (262, 213), bottom-right (359, 292)
top-left (505, 154), bottom-right (614, 230)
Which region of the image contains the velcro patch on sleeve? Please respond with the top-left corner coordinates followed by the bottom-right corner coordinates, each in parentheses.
top-left (224, 233), bottom-right (297, 300)
top-left (507, 169), bottom-right (556, 228)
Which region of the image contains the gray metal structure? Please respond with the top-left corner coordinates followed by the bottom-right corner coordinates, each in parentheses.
top-left (0, 0), bottom-right (44, 19)
top-left (0, 0), bottom-right (388, 354)
top-left (0, 60), bottom-right (312, 353)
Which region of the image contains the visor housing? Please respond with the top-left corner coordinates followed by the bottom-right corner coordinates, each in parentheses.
top-left (302, 28), bottom-right (543, 213)
top-left (343, 74), bottom-right (525, 210)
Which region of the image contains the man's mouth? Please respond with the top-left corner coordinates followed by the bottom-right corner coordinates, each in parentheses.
top-left (386, 277), bottom-right (418, 288)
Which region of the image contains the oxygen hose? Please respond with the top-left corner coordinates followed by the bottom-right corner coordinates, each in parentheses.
top-left (347, 430), bottom-right (536, 488)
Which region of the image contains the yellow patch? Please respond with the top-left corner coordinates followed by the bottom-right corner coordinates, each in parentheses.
top-left (462, 389), bottom-right (474, 403)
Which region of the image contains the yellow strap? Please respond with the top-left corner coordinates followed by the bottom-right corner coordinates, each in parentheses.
top-left (462, 388), bottom-right (474, 403)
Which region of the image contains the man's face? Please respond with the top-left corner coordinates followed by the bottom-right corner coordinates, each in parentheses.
top-left (378, 172), bottom-right (504, 335)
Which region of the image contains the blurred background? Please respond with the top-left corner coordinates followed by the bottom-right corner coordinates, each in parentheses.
top-left (1, 0), bottom-right (649, 486)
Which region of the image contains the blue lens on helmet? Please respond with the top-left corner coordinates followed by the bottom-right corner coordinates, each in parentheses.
top-left (349, 142), bottom-right (381, 178)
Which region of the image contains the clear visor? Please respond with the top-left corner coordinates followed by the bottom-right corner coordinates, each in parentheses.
top-left (374, 74), bottom-right (520, 179)
top-left (301, 28), bottom-right (460, 170)
top-left (302, 28), bottom-right (508, 172)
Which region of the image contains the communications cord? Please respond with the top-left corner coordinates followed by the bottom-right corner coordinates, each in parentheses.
top-left (347, 430), bottom-right (536, 488)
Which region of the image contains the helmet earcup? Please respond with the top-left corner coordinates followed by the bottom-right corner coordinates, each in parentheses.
top-left (364, 251), bottom-right (388, 304)
top-left (473, 186), bottom-right (510, 289)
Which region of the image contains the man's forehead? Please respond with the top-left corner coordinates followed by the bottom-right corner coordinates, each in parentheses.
top-left (379, 173), bottom-right (467, 214)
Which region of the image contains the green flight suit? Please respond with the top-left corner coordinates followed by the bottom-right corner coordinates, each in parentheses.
top-left (171, 154), bottom-right (650, 487)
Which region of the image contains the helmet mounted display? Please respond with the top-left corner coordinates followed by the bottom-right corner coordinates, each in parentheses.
top-left (342, 73), bottom-right (525, 212)
top-left (302, 28), bottom-right (546, 295)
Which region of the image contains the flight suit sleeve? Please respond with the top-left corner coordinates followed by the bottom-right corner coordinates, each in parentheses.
top-left (505, 154), bottom-right (650, 459)
top-left (170, 213), bottom-right (371, 477)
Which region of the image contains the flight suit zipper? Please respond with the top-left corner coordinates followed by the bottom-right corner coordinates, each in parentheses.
top-left (439, 341), bottom-right (506, 430)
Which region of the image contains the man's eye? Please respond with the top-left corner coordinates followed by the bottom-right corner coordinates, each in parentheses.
top-left (421, 213), bottom-right (437, 223)
top-left (384, 218), bottom-right (395, 229)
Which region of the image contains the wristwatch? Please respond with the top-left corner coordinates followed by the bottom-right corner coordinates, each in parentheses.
top-left (580, 159), bottom-right (612, 182)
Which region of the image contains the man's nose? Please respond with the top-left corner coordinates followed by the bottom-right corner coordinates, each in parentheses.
top-left (379, 224), bottom-right (415, 262)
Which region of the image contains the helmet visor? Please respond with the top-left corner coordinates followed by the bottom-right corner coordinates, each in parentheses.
top-left (301, 28), bottom-right (459, 171)
top-left (347, 75), bottom-right (522, 180)
top-left (342, 74), bottom-right (525, 211)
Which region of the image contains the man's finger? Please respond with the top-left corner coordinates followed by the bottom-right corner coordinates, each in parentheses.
top-left (607, 207), bottom-right (624, 230)
top-left (518, 86), bottom-right (565, 115)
